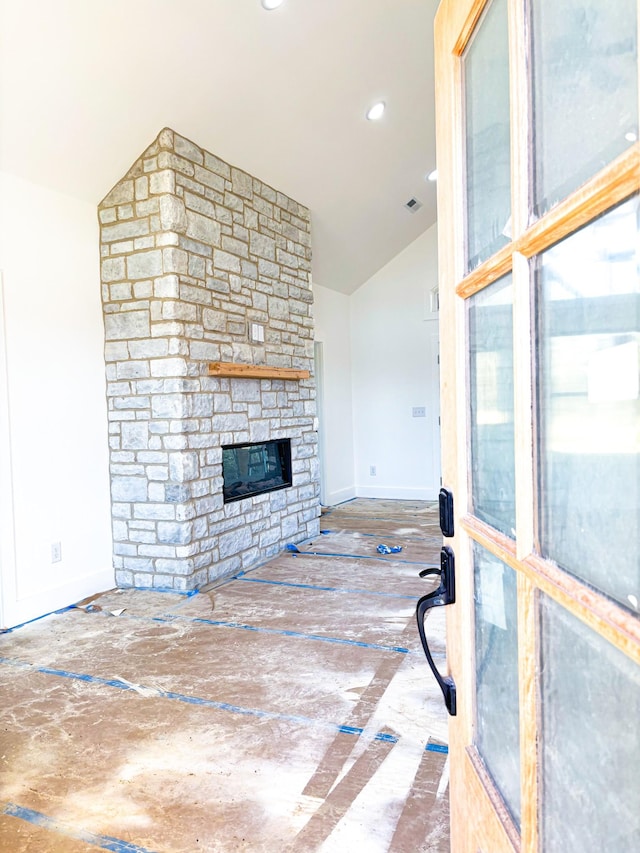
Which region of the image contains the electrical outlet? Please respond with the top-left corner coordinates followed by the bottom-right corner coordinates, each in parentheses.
top-left (412, 407), bottom-right (426, 418)
top-left (51, 542), bottom-right (62, 563)
top-left (370, 465), bottom-right (377, 476)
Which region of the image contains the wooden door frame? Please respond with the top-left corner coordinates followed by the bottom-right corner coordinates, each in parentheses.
top-left (435, 0), bottom-right (640, 850)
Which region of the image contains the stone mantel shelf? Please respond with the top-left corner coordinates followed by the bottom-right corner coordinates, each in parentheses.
top-left (207, 362), bottom-right (311, 380)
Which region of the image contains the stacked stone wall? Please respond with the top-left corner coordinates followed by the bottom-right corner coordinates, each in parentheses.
top-left (99, 128), bottom-right (319, 590)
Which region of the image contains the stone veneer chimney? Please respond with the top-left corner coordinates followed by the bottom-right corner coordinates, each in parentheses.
top-left (99, 128), bottom-right (319, 590)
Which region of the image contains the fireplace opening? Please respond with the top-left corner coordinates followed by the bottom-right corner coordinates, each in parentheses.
top-left (222, 438), bottom-right (292, 503)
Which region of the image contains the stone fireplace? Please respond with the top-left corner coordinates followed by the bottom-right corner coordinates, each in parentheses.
top-left (99, 128), bottom-right (319, 591)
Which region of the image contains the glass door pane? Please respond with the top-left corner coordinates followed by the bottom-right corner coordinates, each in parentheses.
top-left (540, 595), bottom-right (640, 852)
top-left (474, 542), bottom-right (521, 826)
top-left (463, 0), bottom-right (511, 272)
top-left (531, 0), bottom-right (638, 216)
top-left (536, 194), bottom-right (640, 612)
top-left (469, 274), bottom-right (516, 537)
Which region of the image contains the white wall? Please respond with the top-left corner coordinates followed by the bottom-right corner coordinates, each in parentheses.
top-left (312, 284), bottom-right (356, 505)
top-left (351, 224), bottom-right (441, 500)
top-left (0, 172), bottom-right (113, 629)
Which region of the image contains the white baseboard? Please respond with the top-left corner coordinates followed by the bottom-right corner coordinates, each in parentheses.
top-left (321, 485), bottom-right (357, 507)
top-left (3, 568), bottom-right (115, 631)
top-left (355, 485), bottom-right (439, 501)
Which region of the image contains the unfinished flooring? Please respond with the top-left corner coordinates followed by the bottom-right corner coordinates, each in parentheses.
top-left (0, 498), bottom-right (450, 852)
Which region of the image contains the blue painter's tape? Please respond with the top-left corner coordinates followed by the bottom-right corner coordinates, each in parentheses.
top-left (117, 585), bottom-right (198, 597)
top-left (0, 656), bottom-right (399, 746)
top-left (288, 549), bottom-right (429, 567)
top-left (352, 531), bottom-right (437, 544)
top-left (235, 576), bottom-right (419, 601)
top-left (169, 615), bottom-right (411, 655)
top-left (2, 801), bottom-right (158, 852)
top-left (425, 742), bottom-right (449, 754)
top-left (375, 732), bottom-right (400, 744)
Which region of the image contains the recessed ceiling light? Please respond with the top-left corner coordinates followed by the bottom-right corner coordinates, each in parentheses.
top-left (261, 0), bottom-right (284, 9)
top-left (426, 169), bottom-right (438, 182)
top-left (366, 101), bottom-right (386, 121)
top-left (625, 131), bottom-right (637, 142)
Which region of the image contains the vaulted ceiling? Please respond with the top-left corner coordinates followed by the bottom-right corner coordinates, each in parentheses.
top-left (0, 0), bottom-right (439, 294)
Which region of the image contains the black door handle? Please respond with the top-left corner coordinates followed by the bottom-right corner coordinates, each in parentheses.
top-left (416, 546), bottom-right (457, 716)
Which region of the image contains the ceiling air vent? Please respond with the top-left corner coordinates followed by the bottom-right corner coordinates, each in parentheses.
top-left (405, 197), bottom-right (423, 213)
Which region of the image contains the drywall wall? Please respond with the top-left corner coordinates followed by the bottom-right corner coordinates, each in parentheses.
top-left (0, 172), bottom-right (113, 629)
top-left (351, 224), bottom-right (441, 500)
top-left (313, 283), bottom-right (356, 505)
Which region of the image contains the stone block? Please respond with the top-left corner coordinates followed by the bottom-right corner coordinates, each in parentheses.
top-left (194, 165), bottom-right (226, 192)
top-left (219, 526), bottom-right (253, 559)
top-left (151, 394), bottom-right (190, 419)
top-left (189, 341), bottom-right (221, 361)
top-left (184, 191), bottom-right (214, 217)
top-left (249, 231), bottom-right (276, 261)
top-left (213, 393), bottom-right (232, 413)
top-left (268, 296), bottom-right (289, 320)
top-left (128, 339), bottom-right (169, 359)
top-left (203, 309), bottom-right (226, 332)
top-left (101, 257), bottom-right (126, 283)
top-left (99, 208), bottom-right (117, 224)
top-left (281, 515), bottom-right (299, 538)
top-left (258, 259), bottom-right (280, 279)
top-left (101, 180), bottom-right (134, 207)
top-left (134, 281), bottom-right (153, 299)
top-left (212, 413), bottom-right (248, 432)
top-left (111, 476), bottom-right (148, 502)
top-left (127, 250), bottom-right (163, 280)
top-left (117, 360), bottom-right (150, 380)
top-left (102, 219), bottom-right (150, 243)
top-left (104, 310), bottom-right (150, 340)
top-left (202, 151), bottom-right (231, 179)
top-left (188, 255), bottom-right (206, 280)
top-left (186, 211), bottom-right (220, 246)
top-left (206, 277), bottom-right (230, 294)
top-left (192, 394), bottom-right (214, 417)
top-left (230, 167), bottom-right (253, 199)
top-left (222, 236), bottom-right (248, 258)
top-left (162, 248), bottom-right (189, 274)
top-left (104, 341), bottom-right (130, 362)
top-left (158, 151), bottom-right (195, 176)
top-left (213, 249), bottom-right (241, 273)
top-left (135, 176), bottom-right (149, 200)
top-left (165, 483), bottom-right (191, 503)
top-left (277, 248), bottom-right (299, 268)
top-left (155, 558), bottom-right (195, 576)
top-left (150, 169), bottom-right (176, 195)
top-left (133, 503), bottom-right (176, 520)
top-left (158, 521), bottom-right (193, 545)
top-left (135, 200), bottom-right (160, 218)
top-left (159, 195), bottom-right (187, 232)
top-left (174, 134), bottom-right (204, 164)
top-left (169, 451), bottom-right (200, 482)
top-left (150, 357), bottom-right (189, 378)
top-left (121, 422), bottom-right (150, 450)
top-left (249, 421), bottom-right (270, 443)
top-left (231, 379), bottom-right (260, 402)
top-left (231, 343), bottom-right (253, 363)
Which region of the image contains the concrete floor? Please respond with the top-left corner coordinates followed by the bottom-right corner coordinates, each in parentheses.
top-left (0, 498), bottom-right (450, 852)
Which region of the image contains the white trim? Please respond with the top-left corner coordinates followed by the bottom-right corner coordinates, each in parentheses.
top-left (0, 270), bottom-right (16, 629)
top-left (314, 341), bottom-right (328, 506)
top-left (355, 485), bottom-right (439, 501)
top-left (322, 485), bottom-right (357, 507)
